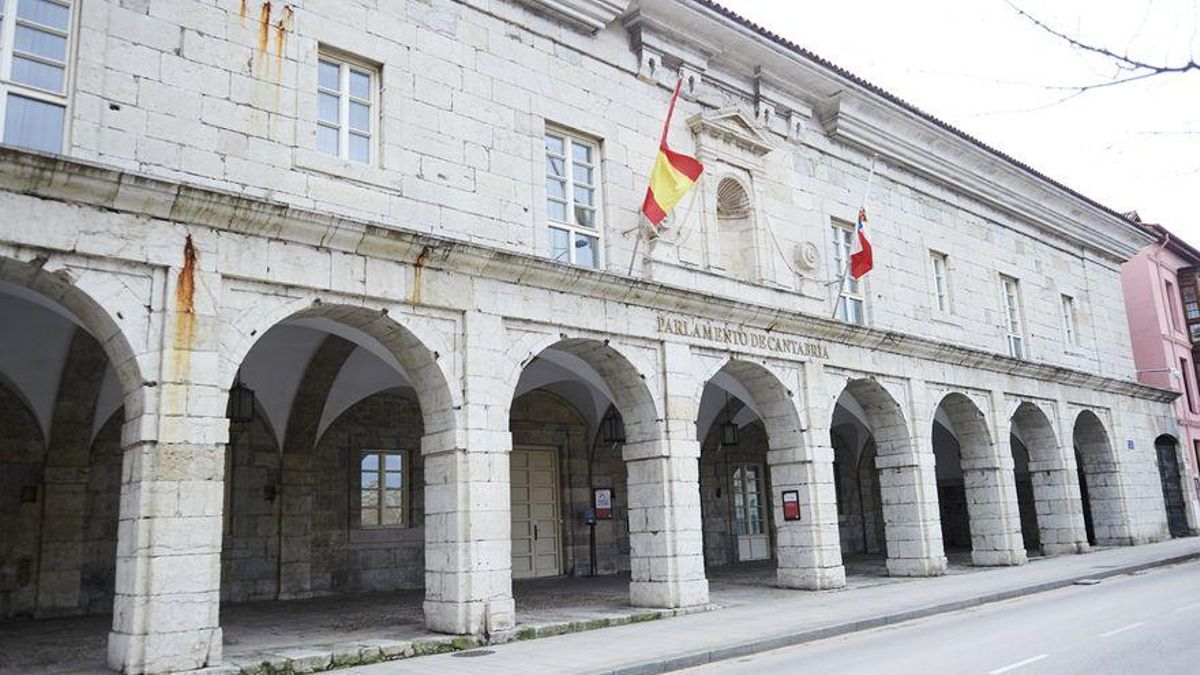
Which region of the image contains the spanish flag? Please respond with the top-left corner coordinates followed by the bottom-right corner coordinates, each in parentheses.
top-left (641, 79), bottom-right (703, 229)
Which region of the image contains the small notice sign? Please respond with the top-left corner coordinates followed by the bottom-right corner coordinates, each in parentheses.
top-left (782, 490), bottom-right (801, 521)
top-left (594, 488), bottom-right (613, 520)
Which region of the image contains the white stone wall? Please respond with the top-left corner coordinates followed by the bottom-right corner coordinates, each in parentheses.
top-left (64, 0), bottom-right (1145, 376)
top-left (0, 1), bottom-right (1182, 672)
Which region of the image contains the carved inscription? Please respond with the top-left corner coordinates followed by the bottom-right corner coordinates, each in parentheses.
top-left (656, 314), bottom-right (829, 358)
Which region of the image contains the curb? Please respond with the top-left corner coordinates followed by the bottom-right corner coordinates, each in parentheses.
top-left (602, 551), bottom-right (1200, 675)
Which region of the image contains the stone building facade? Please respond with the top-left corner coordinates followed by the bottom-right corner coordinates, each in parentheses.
top-left (0, 0), bottom-right (1188, 672)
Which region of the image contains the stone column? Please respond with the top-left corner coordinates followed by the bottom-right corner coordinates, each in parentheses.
top-left (881, 381), bottom-right (946, 576)
top-left (35, 329), bottom-right (108, 616)
top-left (771, 361), bottom-right (844, 590)
top-left (108, 239), bottom-right (225, 674)
top-left (423, 311), bottom-right (514, 636)
top-left (964, 391), bottom-right (1026, 566)
top-left (626, 341), bottom-right (707, 609)
top-left (1028, 453), bottom-right (1089, 554)
top-left (961, 456), bottom-right (1027, 566)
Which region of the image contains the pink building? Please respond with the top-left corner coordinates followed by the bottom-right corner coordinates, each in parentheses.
top-left (1121, 220), bottom-right (1200, 535)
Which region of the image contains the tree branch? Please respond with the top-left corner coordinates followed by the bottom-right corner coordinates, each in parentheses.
top-left (1005, 0), bottom-right (1199, 90)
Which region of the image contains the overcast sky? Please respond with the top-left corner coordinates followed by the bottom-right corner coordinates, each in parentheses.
top-left (717, 0), bottom-right (1198, 242)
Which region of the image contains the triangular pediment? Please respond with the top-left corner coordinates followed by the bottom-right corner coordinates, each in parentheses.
top-left (687, 108), bottom-right (775, 157)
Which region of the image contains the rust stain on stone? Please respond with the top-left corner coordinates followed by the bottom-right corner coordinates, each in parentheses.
top-left (411, 246), bottom-right (432, 305)
top-left (174, 234), bottom-right (198, 356)
top-left (239, 0), bottom-right (248, 24)
top-left (274, 6), bottom-right (293, 84)
top-left (257, 2), bottom-right (272, 77)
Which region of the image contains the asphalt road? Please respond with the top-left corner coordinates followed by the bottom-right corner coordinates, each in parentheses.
top-left (683, 560), bottom-right (1200, 675)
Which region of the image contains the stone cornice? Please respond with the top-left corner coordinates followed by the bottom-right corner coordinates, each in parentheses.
top-left (0, 149), bottom-right (1175, 404)
top-left (514, 0), bottom-right (628, 33)
top-left (630, 0), bottom-right (1155, 263)
top-left (817, 94), bottom-right (1146, 263)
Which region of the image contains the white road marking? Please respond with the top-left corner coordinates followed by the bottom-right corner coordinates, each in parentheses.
top-left (1099, 621), bottom-right (1144, 638)
top-left (1173, 602), bottom-right (1200, 613)
top-left (988, 654), bottom-right (1049, 674)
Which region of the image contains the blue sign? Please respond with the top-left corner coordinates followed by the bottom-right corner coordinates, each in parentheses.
top-left (1126, 439), bottom-right (1135, 450)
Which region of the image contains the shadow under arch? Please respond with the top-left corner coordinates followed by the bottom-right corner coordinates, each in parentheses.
top-left (932, 392), bottom-right (1025, 567)
top-left (1010, 402), bottom-right (1088, 555)
top-left (1073, 410), bottom-right (1129, 546)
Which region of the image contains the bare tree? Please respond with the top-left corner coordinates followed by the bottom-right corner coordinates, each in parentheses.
top-left (1006, 0), bottom-right (1199, 94)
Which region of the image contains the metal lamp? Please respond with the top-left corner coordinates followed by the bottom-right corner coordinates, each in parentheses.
top-left (228, 372), bottom-right (255, 425)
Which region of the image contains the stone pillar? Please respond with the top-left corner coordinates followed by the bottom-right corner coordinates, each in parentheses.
top-left (108, 240), bottom-right (225, 674)
top-left (423, 311), bottom-right (514, 636)
top-left (961, 456), bottom-right (1027, 566)
top-left (771, 361), bottom-right (844, 590)
top-left (35, 329), bottom-right (108, 616)
top-left (881, 381), bottom-right (946, 576)
top-left (1028, 454), bottom-right (1089, 554)
top-left (964, 391), bottom-right (1026, 566)
top-left (625, 341), bottom-right (707, 609)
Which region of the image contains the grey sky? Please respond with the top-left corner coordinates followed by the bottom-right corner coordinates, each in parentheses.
top-left (717, 0), bottom-right (1198, 241)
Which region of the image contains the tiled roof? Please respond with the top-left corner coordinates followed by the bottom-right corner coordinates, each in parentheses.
top-left (690, 0), bottom-right (1135, 224)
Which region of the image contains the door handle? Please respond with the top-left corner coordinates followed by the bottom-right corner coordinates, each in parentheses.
top-left (534, 524), bottom-right (539, 541)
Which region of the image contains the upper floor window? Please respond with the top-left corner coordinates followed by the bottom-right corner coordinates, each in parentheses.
top-left (1060, 294), bottom-right (1079, 348)
top-left (1182, 358), bottom-right (1197, 413)
top-left (1178, 269), bottom-right (1200, 345)
top-left (1001, 275), bottom-right (1024, 359)
top-left (359, 451), bottom-right (406, 527)
top-left (832, 222), bottom-right (865, 325)
top-left (317, 52), bottom-right (375, 164)
top-left (545, 128), bottom-right (601, 269)
top-left (930, 251), bottom-right (949, 314)
top-left (0, 0), bottom-right (73, 154)
top-left (1165, 279), bottom-right (1181, 332)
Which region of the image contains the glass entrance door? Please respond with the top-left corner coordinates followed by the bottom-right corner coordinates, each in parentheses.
top-left (732, 463), bottom-right (769, 561)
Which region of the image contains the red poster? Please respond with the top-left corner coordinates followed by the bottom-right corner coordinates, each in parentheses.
top-left (782, 490), bottom-right (801, 521)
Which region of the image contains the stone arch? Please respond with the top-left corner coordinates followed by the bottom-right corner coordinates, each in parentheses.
top-left (697, 358), bottom-right (843, 589)
top-left (1153, 433), bottom-right (1190, 537)
top-left (515, 338), bottom-right (660, 445)
top-left (227, 302), bottom-right (458, 438)
top-left (933, 393), bottom-right (1024, 566)
top-left (1010, 402), bottom-right (1087, 555)
top-left (832, 378), bottom-right (945, 577)
top-left (0, 257), bottom-right (148, 435)
top-left (694, 356), bottom-right (801, 449)
top-left (508, 338), bottom-right (705, 609)
top-left (1072, 409), bottom-right (1128, 545)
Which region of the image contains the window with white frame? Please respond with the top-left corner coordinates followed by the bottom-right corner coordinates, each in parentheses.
top-left (1060, 294), bottom-right (1079, 348)
top-left (359, 451), bottom-right (406, 527)
top-left (930, 251), bottom-right (949, 314)
top-left (0, 0), bottom-right (73, 154)
top-left (1001, 275), bottom-right (1024, 359)
top-left (831, 222), bottom-right (865, 325)
top-left (317, 52), bottom-right (376, 164)
top-left (545, 128), bottom-right (601, 268)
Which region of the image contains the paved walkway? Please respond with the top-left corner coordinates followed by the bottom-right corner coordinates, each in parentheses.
top-left (341, 537), bottom-right (1200, 675)
top-left (1, 540), bottom-right (1195, 674)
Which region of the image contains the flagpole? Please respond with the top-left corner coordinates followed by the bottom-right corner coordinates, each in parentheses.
top-left (628, 76), bottom-right (686, 276)
top-left (830, 154), bottom-right (879, 320)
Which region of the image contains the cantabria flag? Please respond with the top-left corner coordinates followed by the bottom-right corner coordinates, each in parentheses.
top-left (641, 79), bottom-right (704, 229)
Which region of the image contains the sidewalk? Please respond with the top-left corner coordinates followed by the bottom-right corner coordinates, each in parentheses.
top-left (341, 537), bottom-right (1200, 675)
